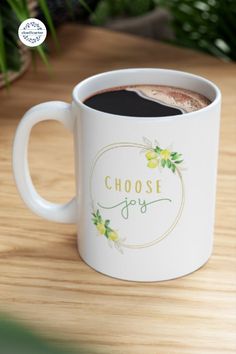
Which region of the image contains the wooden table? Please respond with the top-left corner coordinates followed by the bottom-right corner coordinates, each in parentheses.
top-left (0, 25), bottom-right (235, 354)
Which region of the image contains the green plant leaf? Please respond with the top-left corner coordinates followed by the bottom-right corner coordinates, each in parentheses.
top-left (6, 0), bottom-right (27, 21)
top-left (156, 0), bottom-right (235, 61)
top-left (0, 313), bottom-right (89, 354)
top-left (125, 0), bottom-right (154, 16)
top-left (79, 0), bottom-right (93, 15)
top-left (171, 164), bottom-right (176, 173)
top-left (0, 12), bottom-right (8, 85)
top-left (22, 0), bottom-right (30, 17)
top-left (38, 0), bottom-right (59, 50)
top-left (35, 45), bottom-right (51, 71)
top-left (6, 0), bottom-right (54, 73)
top-left (167, 159), bottom-right (171, 168)
top-left (4, 37), bottom-right (21, 71)
top-left (90, 0), bottom-right (112, 25)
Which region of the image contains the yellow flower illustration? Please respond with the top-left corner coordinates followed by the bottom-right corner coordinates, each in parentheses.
top-left (92, 210), bottom-right (122, 252)
top-left (145, 150), bottom-right (158, 160)
top-left (143, 140), bottom-right (183, 173)
top-left (147, 158), bottom-right (159, 169)
top-left (108, 230), bottom-right (119, 241)
top-left (160, 149), bottom-right (171, 160)
top-left (96, 223), bottom-right (105, 235)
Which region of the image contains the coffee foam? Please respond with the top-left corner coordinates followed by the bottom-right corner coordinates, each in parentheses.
top-left (126, 85), bottom-right (210, 113)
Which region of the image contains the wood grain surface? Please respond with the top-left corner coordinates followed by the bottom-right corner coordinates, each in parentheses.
top-left (0, 25), bottom-right (235, 354)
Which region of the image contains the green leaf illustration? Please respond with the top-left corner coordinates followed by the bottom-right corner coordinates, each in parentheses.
top-left (104, 229), bottom-right (109, 239)
top-left (92, 218), bottom-right (97, 225)
top-left (105, 219), bottom-right (110, 226)
top-left (161, 159), bottom-right (166, 167)
top-left (154, 146), bottom-right (161, 153)
top-left (91, 209), bottom-right (120, 247)
top-left (171, 154), bottom-right (181, 161)
top-left (145, 141), bottom-right (184, 172)
top-left (175, 160), bottom-right (183, 164)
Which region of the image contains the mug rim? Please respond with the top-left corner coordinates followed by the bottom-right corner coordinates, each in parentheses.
top-left (72, 68), bottom-right (221, 121)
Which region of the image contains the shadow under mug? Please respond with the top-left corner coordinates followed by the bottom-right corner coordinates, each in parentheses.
top-left (13, 68), bottom-right (221, 281)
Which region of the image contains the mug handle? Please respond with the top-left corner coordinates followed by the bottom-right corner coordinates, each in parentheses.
top-left (12, 101), bottom-right (77, 223)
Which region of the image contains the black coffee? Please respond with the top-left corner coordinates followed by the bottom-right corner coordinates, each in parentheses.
top-left (83, 85), bottom-right (210, 117)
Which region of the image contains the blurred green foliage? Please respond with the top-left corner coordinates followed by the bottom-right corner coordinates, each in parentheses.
top-left (0, 0), bottom-right (57, 81)
top-left (0, 0), bottom-right (235, 82)
top-left (91, 0), bottom-right (236, 61)
top-left (0, 2), bottom-right (21, 74)
top-left (90, 0), bottom-right (156, 24)
top-left (156, 0), bottom-right (236, 61)
top-left (0, 314), bottom-right (95, 354)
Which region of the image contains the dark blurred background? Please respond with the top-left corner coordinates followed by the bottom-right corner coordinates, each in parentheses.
top-left (0, 0), bottom-right (235, 87)
top-left (43, 0), bottom-right (236, 61)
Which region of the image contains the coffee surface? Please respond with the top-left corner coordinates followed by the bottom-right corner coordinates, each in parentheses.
top-left (83, 85), bottom-right (211, 117)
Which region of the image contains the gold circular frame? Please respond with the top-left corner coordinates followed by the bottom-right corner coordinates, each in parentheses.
top-left (90, 143), bottom-right (185, 249)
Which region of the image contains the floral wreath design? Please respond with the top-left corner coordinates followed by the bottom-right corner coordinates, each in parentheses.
top-left (91, 138), bottom-right (185, 253)
top-left (142, 137), bottom-right (183, 172)
top-left (92, 209), bottom-right (125, 253)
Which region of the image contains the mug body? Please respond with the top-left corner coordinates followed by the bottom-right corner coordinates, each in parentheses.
top-left (72, 68), bottom-right (221, 281)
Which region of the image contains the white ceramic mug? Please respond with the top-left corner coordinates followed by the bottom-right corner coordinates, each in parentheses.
top-left (13, 69), bottom-right (221, 281)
